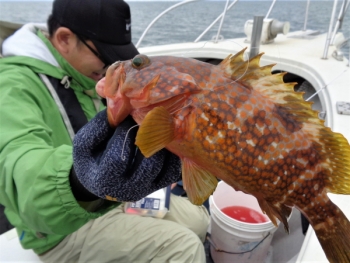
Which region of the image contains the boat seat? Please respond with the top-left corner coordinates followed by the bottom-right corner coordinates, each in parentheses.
top-left (0, 228), bottom-right (42, 262)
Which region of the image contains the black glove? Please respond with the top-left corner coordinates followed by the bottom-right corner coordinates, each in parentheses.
top-left (72, 110), bottom-right (181, 202)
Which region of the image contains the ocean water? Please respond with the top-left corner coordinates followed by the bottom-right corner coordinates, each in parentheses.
top-left (0, 1), bottom-right (349, 51)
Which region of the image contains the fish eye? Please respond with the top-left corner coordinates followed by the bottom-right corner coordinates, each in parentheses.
top-left (131, 54), bottom-right (150, 69)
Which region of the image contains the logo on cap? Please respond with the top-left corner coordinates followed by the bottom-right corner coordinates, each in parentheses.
top-left (126, 22), bottom-right (131, 31)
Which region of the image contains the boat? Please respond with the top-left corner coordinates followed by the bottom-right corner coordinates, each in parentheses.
top-left (0, 0), bottom-right (349, 262)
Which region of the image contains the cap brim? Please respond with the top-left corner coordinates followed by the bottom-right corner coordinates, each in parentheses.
top-left (91, 40), bottom-right (139, 65)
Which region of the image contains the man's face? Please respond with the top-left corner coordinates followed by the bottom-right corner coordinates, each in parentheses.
top-left (68, 39), bottom-right (106, 81)
top-left (51, 27), bottom-right (107, 82)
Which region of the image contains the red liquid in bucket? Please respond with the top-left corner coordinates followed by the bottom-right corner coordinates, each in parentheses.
top-left (221, 206), bottom-right (268, 223)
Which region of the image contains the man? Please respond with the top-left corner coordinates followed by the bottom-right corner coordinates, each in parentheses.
top-left (0, 0), bottom-right (209, 262)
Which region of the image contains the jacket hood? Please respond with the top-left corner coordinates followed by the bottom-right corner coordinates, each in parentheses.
top-left (2, 23), bottom-right (59, 67)
top-left (1, 23), bottom-right (98, 95)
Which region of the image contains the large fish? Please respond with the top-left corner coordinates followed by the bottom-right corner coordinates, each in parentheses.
top-left (96, 48), bottom-right (350, 263)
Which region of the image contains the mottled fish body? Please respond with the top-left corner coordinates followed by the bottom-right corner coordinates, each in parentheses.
top-left (96, 49), bottom-right (350, 263)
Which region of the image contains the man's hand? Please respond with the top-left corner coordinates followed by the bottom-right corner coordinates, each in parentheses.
top-left (72, 110), bottom-right (181, 202)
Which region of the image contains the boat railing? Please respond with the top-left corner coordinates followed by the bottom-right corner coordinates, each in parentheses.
top-left (136, 0), bottom-right (349, 63)
top-left (323, 0), bottom-right (349, 59)
top-left (265, 0), bottom-right (277, 19)
top-left (194, 0), bottom-right (238, 43)
top-left (330, 0), bottom-right (349, 45)
top-left (135, 0), bottom-right (199, 48)
top-left (136, 0), bottom-right (241, 47)
top-left (135, 0), bottom-right (313, 47)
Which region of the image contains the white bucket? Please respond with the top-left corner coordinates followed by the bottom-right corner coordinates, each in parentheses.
top-left (209, 181), bottom-right (282, 263)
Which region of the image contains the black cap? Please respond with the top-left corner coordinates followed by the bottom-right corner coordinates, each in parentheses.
top-left (52, 0), bottom-right (139, 65)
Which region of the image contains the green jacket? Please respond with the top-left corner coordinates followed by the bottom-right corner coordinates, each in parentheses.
top-left (0, 24), bottom-right (117, 254)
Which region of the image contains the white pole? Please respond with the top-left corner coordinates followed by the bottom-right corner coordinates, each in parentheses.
top-left (214, 0), bottom-right (230, 43)
top-left (303, 0), bottom-right (310, 31)
top-left (322, 0), bottom-right (339, 59)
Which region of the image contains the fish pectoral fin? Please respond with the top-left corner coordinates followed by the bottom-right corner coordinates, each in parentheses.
top-left (182, 158), bottom-right (218, 205)
top-left (135, 106), bottom-right (175, 158)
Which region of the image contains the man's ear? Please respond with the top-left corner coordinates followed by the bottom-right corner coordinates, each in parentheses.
top-left (51, 27), bottom-right (77, 55)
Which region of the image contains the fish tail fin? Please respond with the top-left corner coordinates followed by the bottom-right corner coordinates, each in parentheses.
top-left (317, 127), bottom-right (350, 194)
top-left (308, 204), bottom-right (350, 263)
top-left (302, 194), bottom-right (350, 263)
top-left (302, 121), bottom-right (350, 195)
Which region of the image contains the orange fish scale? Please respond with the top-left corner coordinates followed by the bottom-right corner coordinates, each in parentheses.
top-left (239, 141), bottom-right (247, 148)
top-left (230, 91), bottom-right (238, 97)
top-left (197, 116), bottom-right (208, 126)
top-left (235, 150), bottom-right (242, 158)
top-left (241, 124), bottom-right (249, 133)
top-left (203, 139), bottom-right (210, 150)
top-left (211, 101), bottom-right (219, 108)
top-left (260, 114), bottom-right (271, 124)
top-left (218, 77), bottom-right (225, 83)
top-left (224, 155), bottom-right (233, 164)
top-left (235, 86), bottom-right (244, 93)
top-left (210, 92), bottom-right (218, 100)
top-left (219, 94), bottom-right (227, 101)
top-left (159, 82), bottom-right (167, 88)
top-left (221, 144), bottom-right (228, 151)
top-left (199, 82), bottom-right (206, 88)
top-left (211, 72), bottom-right (218, 79)
top-left (228, 97), bottom-right (235, 107)
top-left (249, 167), bottom-right (256, 174)
top-left (216, 152), bottom-right (224, 161)
top-left (217, 137), bottom-right (225, 145)
top-left (239, 94), bottom-right (249, 102)
top-left (240, 111), bottom-right (247, 119)
top-left (206, 125), bottom-right (215, 135)
top-left (250, 97), bottom-right (257, 104)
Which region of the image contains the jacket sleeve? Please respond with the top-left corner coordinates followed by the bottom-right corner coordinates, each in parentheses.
top-left (0, 66), bottom-right (108, 236)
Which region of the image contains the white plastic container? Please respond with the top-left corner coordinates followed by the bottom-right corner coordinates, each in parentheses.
top-left (124, 186), bottom-right (171, 219)
top-left (209, 181), bottom-right (286, 263)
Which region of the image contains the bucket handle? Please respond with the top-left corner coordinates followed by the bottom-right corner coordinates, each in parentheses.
top-left (207, 232), bottom-right (271, 254)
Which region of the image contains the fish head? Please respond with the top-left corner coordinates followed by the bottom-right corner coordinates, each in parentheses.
top-left (96, 54), bottom-right (203, 127)
top-left (96, 61), bottom-right (129, 127)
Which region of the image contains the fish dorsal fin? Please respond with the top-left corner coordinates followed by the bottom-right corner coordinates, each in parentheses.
top-left (220, 48), bottom-right (270, 83)
top-left (219, 47), bottom-right (246, 69)
top-left (135, 106), bottom-right (175, 158)
top-left (219, 48), bottom-right (244, 77)
top-left (220, 49), bottom-right (325, 130)
top-left (242, 53), bottom-right (330, 125)
top-left (231, 53), bottom-right (265, 79)
top-left (182, 158), bottom-right (218, 205)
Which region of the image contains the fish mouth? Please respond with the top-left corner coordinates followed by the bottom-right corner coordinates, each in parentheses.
top-left (104, 61), bottom-right (123, 97)
top-left (96, 62), bottom-right (123, 98)
top-left (99, 62), bottom-right (131, 128)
